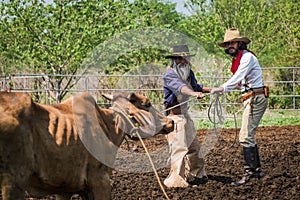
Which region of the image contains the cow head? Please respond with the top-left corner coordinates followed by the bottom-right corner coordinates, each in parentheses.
top-left (103, 92), bottom-right (174, 138)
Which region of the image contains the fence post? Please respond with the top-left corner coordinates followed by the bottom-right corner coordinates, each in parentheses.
top-left (46, 77), bottom-right (49, 104)
top-left (56, 76), bottom-right (60, 103)
top-left (85, 76), bottom-right (88, 91)
top-left (3, 75), bottom-right (6, 91)
top-left (293, 67), bottom-right (295, 109)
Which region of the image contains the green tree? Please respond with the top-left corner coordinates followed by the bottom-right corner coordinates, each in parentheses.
top-left (182, 0), bottom-right (299, 68)
top-left (0, 0), bottom-right (182, 102)
top-left (181, 0), bottom-right (299, 109)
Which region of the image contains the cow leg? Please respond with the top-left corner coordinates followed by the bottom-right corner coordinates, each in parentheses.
top-left (55, 194), bottom-right (73, 200)
top-left (2, 186), bottom-right (24, 200)
top-left (87, 170), bottom-right (111, 200)
top-left (92, 188), bottom-right (111, 200)
top-left (90, 178), bottom-right (111, 200)
top-left (79, 192), bottom-right (94, 200)
top-left (77, 192), bottom-right (90, 200)
top-left (1, 178), bottom-right (24, 200)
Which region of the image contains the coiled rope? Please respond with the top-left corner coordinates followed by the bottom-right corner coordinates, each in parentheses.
top-left (208, 94), bottom-right (224, 126)
top-left (162, 94), bottom-right (240, 150)
top-left (208, 94), bottom-right (240, 150)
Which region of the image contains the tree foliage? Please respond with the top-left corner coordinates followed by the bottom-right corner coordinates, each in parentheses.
top-left (0, 0), bottom-right (298, 107)
top-left (0, 0), bottom-right (181, 102)
top-left (181, 0), bottom-right (299, 109)
top-left (182, 0), bottom-right (299, 68)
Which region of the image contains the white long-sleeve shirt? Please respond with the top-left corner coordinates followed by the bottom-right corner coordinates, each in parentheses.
top-left (222, 50), bottom-right (264, 93)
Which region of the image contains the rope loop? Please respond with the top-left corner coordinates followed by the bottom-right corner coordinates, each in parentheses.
top-left (208, 95), bottom-right (224, 126)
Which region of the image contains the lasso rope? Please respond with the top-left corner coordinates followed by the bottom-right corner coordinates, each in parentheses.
top-left (161, 95), bottom-right (199, 113)
top-left (161, 94), bottom-right (240, 150)
top-left (110, 102), bottom-right (170, 200)
top-left (134, 132), bottom-right (170, 200)
top-left (208, 94), bottom-right (240, 150)
top-left (110, 94), bottom-right (240, 198)
top-left (208, 95), bottom-right (224, 126)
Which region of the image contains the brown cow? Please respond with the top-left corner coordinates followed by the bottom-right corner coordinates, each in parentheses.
top-left (0, 92), bottom-right (174, 200)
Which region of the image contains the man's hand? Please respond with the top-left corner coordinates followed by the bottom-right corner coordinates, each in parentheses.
top-left (194, 92), bottom-right (204, 99)
top-left (202, 86), bottom-right (211, 93)
top-left (210, 87), bottom-right (224, 95)
top-left (181, 86), bottom-right (205, 99)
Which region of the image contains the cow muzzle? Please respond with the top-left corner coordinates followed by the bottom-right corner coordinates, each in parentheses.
top-left (160, 117), bottom-right (174, 134)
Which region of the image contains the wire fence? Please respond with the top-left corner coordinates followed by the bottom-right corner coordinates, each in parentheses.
top-left (0, 67), bottom-right (299, 120)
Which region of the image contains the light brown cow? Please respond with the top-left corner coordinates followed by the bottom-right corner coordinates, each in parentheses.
top-left (0, 92), bottom-right (174, 200)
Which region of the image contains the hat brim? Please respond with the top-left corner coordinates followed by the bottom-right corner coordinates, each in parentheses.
top-left (218, 37), bottom-right (251, 47)
top-left (165, 54), bottom-right (195, 59)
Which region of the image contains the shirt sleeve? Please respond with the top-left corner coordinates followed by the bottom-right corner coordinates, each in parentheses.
top-left (162, 68), bottom-right (187, 95)
top-left (190, 70), bottom-right (203, 92)
top-left (222, 52), bottom-right (255, 92)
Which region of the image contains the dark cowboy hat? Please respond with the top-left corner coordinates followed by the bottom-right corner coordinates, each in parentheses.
top-left (218, 28), bottom-right (251, 48)
top-left (165, 45), bottom-right (195, 59)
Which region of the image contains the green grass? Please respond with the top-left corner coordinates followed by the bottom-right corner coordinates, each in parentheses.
top-left (259, 109), bottom-right (300, 126)
top-left (195, 109), bottom-right (300, 129)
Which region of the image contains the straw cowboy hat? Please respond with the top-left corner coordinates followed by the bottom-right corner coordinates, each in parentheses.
top-left (165, 45), bottom-right (195, 59)
top-left (218, 28), bottom-right (251, 47)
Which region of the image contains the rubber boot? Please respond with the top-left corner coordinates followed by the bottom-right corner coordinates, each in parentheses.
top-left (254, 144), bottom-right (264, 178)
top-left (231, 146), bottom-right (257, 186)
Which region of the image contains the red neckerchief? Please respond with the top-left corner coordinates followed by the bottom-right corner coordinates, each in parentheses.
top-left (231, 49), bottom-right (256, 74)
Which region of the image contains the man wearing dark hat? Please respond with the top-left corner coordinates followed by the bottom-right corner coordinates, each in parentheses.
top-left (163, 44), bottom-right (211, 187)
top-left (211, 28), bottom-right (268, 186)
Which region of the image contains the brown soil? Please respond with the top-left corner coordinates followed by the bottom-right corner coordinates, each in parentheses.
top-left (111, 125), bottom-right (300, 200)
top-left (3, 126), bottom-right (300, 200)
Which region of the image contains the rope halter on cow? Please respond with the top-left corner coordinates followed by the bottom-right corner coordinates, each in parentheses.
top-left (109, 102), bottom-right (140, 138)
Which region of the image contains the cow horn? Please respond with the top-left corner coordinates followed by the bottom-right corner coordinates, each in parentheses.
top-left (102, 93), bottom-right (113, 101)
top-left (127, 93), bottom-right (136, 102)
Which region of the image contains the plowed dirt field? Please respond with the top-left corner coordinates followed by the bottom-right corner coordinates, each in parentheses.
top-left (3, 126), bottom-right (299, 200)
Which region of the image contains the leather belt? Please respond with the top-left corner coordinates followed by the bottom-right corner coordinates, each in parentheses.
top-left (241, 87), bottom-right (267, 102)
top-left (242, 87), bottom-right (265, 94)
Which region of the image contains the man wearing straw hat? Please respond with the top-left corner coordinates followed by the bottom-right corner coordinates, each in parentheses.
top-left (211, 28), bottom-right (268, 186)
top-left (163, 44), bottom-right (211, 188)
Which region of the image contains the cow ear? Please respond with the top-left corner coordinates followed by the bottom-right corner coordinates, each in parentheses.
top-left (102, 93), bottom-right (113, 101)
top-left (127, 93), bottom-right (136, 102)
